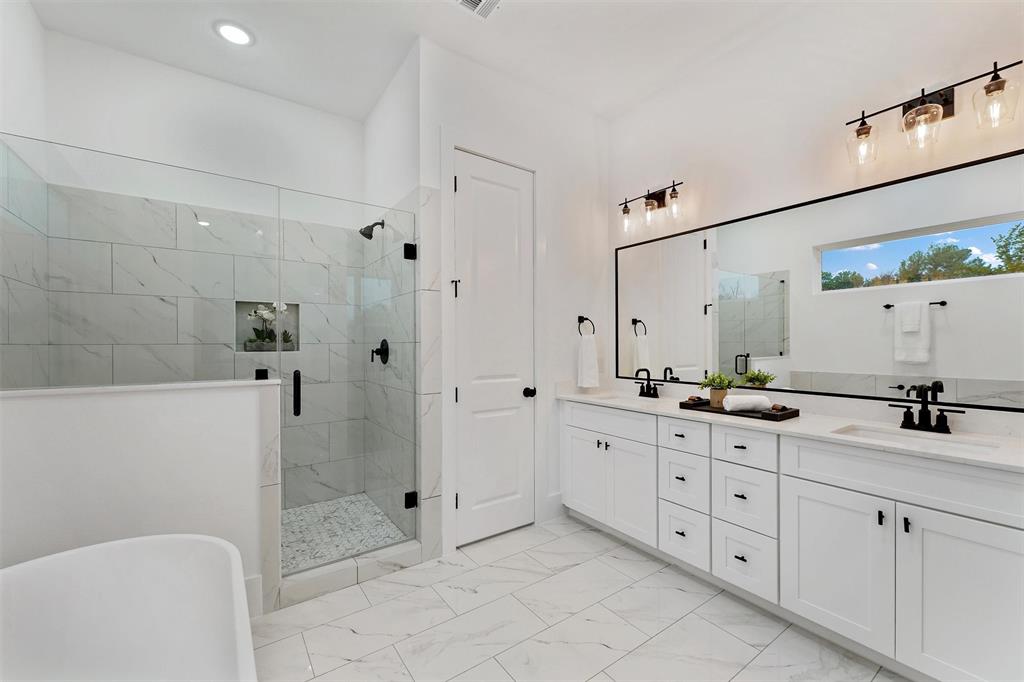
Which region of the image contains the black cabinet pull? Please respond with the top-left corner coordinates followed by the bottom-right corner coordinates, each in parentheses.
top-left (674, 475), bottom-right (686, 482)
top-left (733, 444), bottom-right (748, 450)
top-left (733, 493), bottom-right (747, 500)
top-left (903, 517), bottom-right (911, 533)
top-left (674, 530), bottom-right (686, 537)
top-left (674, 433), bottom-right (686, 439)
top-left (878, 510), bottom-right (885, 526)
top-left (734, 554), bottom-right (747, 562)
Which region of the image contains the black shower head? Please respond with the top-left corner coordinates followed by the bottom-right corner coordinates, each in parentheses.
top-left (359, 220), bottom-right (385, 240)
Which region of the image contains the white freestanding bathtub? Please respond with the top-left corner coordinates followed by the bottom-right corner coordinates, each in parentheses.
top-left (0, 535), bottom-right (257, 681)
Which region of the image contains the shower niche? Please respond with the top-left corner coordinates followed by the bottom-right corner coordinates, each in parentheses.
top-left (235, 301), bottom-right (299, 352)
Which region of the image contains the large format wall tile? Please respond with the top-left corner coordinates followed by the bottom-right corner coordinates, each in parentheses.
top-left (282, 220), bottom-right (364, 268)
top-left (113, 343), bottom-right (234, 384)
top-left (282, 260), bottom-right (329, 304)
top-left (48, 185), bottom-right (175, 247)
top-left (329, 343), bottom-right (366, 382)
top-left (0, 142), bottom-right (8, 211)
top-left (301, 303), bottom-right (361, 344)
top-left (234, 256), bottom-right (278, 301)
top-left (283, 458), bottom-right (365, 508)
top-left (366, 340), bottom-right (415, 392)
top-left (957, 379), bottom-right (1024, 408)
top-left (0, 345), bottom-right (48, 388)
top-left (234, 350), bottom-right (278, 380)
top-left (49, 345), bottom-right (113, 387)
top-left (50, 292), bottom-right (177, 344)
top-left (178, 297), bottom-right (235, 344)
top-left (329, 265), bottom-right (362, 305)
top-left (8, 280), bottom-right (48, 344)
top-left (113, 244), bottom-right (233, 298)
top-left (330, 419), bottom-right (365, 461)
top-left (283, 380), bottom-right (365, 426)
top-left (364, 293), bottom-right (414, 343)
top-left (281, 344), bottom-right (331, 383)
top-left (365, 382), bottom-right (415, 443)
top-left (0, 277), bottom-right (9, 343)
top-left (176, 203), bottom-right (278, 258)
top-left (6, 151), bottom-right (47, 232)
top-left (0, 209), bottom-right (47, 288)
top-left (49, 238), bottom-right (112, 293)
top-left (282, 423), bottom-right (330, 469)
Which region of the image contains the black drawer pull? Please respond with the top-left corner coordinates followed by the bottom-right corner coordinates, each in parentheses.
top-left (733, 444), bottom-right (748, 450)
top-left (674, 475), bottom-right (686, 482)
top-left (733, 493), bottom-right (747, 500)
top-left (674, 433), bottom-right (686, 439)
top-left (674, 530), bottom-right (686, 537)
top-left (734, 554), bottom-right (747, 562)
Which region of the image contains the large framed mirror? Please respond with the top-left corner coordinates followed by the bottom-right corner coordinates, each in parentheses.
top-left (615, 151), bottom-right (1024, 411)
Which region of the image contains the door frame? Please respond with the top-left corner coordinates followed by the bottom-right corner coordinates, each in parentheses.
top-left (440, 130), bottom-right (539, 552)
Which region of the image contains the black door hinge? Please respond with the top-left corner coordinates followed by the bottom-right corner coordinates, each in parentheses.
top-left (451, 279), bottom-right (461, 298)
top-left (703, 238), bottom-right (707, 250)
top-left (454, 176), bottom-right (458, 192)
top-left (404, 491), bottom-right (418, 509)
top-left (404, 243), bottom-right (417, 260)
top-left (455, 493), bottom-right (459, 509)
top-left (455, 386), bottom-right (459, 403)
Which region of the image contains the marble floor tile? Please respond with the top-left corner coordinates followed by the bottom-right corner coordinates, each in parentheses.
top-left (449, 658), bottom-right (514, 682)
top-left (359, 551), bottom-right (477, 605)
top-left (302, 586), bottom-right (454, 676)
top-left (459, 525), bottom-right (558, 566)
top-left (605, 613), bottom-right (758, 682)
top-left (600, 565), bottom-right (720, 636)
top-left (515, 557), bottom-right (634, 625)
top-left (694, 592), bottom-right (788, 649)
top-left (254, 633), bottom-right (315, 682)
top-left (251, 585), bottom-right (370, 648)
top-left (496, 604), bottom-right (647, 682)
top-left (433, 552), bottom-right (554, 615)
top-left (589, 673), bottom-right (614, 681)
top-left (873, 668), bottom-right (912, 682)
top-left (312, 646), bottom-right (412, 681)
top-left (731, 627), bottom-right (879, 682)
top-left (394, 596), bottom-right (546, 681)
top-left (538, 513), bottom-right (588, 538)
top-left (597, 544), bottom-right (667, 581)
top-left (526, 528), bottom-right (622, 571)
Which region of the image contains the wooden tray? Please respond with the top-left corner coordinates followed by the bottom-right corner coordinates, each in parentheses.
top-left (678, 399), bottom-right (800, 422)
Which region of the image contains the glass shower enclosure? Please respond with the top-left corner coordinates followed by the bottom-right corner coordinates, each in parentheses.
top-left (715, 270), bottom-right (789, 381)
top-left (0, 132), bottom-right (416, 576)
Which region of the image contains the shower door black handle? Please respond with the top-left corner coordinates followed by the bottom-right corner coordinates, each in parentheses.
top-left (292, 370), bottom-right (301, 417)
top-left (734, 353), bottom-right (750, 375)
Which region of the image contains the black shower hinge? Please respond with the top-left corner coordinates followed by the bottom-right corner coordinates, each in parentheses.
top-left (454, 175), bottom-right (458, 192)
top-left (703, 238), bottom-right (707, 250)
top-left (404, 491), bottom-right (418, 510)
top-left (455, 386), bottom-right (459, 403)
top-left (404, 243), bottom-right (417, 260)
top-left (455, 493), bottom-right (459, 509)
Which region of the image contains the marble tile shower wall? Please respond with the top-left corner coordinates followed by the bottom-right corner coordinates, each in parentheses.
top-left (788, 371), bottom-right (1024, 408)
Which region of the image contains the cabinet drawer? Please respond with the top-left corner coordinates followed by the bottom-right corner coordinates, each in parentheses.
top-left (658, 449), bottom-right (710, 513)
top-left (712, 460), bottom-right (778, 537)
top-left (658, 500), bottom-right (710, 572)
top-left (713, 425), bottom-right (778, 472)
top-left (564, 401), bottom-right (656, 445)
top-left (658, 416), bottom-right (710, 457)
top-left (712, 518), bottom-right (778, 603)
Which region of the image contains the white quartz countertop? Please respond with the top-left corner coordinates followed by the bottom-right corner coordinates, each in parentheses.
top-left (557, 391), bottom-right (1024, 475)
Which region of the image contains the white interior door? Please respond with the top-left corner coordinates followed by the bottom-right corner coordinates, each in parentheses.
top-left (660, 231), bottom-right (706, 381)
top-left (454, 150), bottom-right (535, 546)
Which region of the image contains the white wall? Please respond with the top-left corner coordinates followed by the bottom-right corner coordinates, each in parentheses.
top-left (0, 381), bottom-right (280, 611)
top-left (416, 39), bottom-right (610, 543)
top-left (43, 31), bottom-right (364, 200)
top-left (364, 44), bottom-right (420, 208)
top-left (0, 1), bottom-right (47, 139)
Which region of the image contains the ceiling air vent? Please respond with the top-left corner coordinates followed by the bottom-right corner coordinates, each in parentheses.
top-left (457, 0), bottom-right (502, 20)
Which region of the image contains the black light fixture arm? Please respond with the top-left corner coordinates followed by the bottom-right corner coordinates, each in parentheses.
top-left (845, 59), bottom-right (1022, 126)
top-left (619, 179), bottom-right (684, 208)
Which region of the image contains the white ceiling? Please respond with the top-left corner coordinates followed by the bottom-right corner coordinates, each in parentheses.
top-left (29, 1), bottom-right (1024, 123)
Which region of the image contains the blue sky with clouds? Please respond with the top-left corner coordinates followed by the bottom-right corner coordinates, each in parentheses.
top-left (821, 220), bottom-right (1017, 277)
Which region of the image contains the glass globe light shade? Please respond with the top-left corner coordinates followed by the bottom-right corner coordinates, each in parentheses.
top-left (902, 102), bottom-right (944, 149)
top-left (846, 120), bottom-right (878, 165)
top-left (973, 75), bottom-right (1019, 129)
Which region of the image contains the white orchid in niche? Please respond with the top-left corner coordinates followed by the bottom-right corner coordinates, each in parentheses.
top-left (245, 302), bottom-right (292, 348)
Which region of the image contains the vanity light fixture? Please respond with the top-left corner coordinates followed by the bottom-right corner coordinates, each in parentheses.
top-left (845, 111), bottom-right (879, 166)
top-left (618, 180), bottom-right (683, 233)
top-left (644, 198), bottom-right (658, 226)
top-left (621, 200), bottom-right (631, 233)
top-left (668, 182), bottom-right (681, 219)
top-left (902, 90), bottom-right (945, 150)
top-left (974, 62), bottom-right (1020, 129)
top-left (214, 21), bottom-right (253, 46)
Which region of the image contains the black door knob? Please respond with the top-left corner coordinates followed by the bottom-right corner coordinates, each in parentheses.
top-left (523, 387), bottom-right (537, 398)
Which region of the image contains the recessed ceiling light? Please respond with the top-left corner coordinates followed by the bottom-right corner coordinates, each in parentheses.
top-left (214, 21), bottom-right (253, 46)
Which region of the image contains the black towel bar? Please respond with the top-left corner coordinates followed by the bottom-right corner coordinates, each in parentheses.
top-left (883, 300), bottom-right (947, 309)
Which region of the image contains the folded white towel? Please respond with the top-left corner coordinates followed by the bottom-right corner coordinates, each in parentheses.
top-left (633, 335), bottom-right (651, 373)
top-left (577, 334), bottom-right (599, 388)
top-left (722, 395), bottom-right (772, 412)
top-left (894, 301), bottom-right (930, 364)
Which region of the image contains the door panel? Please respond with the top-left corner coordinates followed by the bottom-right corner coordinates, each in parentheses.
top-left (780, 477), bottom-right (895, 656)
top-left (606, 438), bottom-right (657, 546)
top-left (455, 150), bottom-right (535, 545)
top-left (896, 503), bottom-right (1024, 682)
top-left (563, 426), bottom-right (606, 522)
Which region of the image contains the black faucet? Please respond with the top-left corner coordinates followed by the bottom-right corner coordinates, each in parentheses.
top-left (635, 369), bottom-right (659, 398)
top-left (889, 380), bottom-right (963, 433)
top-left (663, 366), bottom-right (678, 382)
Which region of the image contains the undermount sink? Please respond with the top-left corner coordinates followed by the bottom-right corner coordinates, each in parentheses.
top-left (831, 424), bottom-right (1000, 456)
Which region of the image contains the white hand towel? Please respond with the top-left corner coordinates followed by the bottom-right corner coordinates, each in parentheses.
top-left (633, 335), bottom-right (651, 372)
top-left (722, 395), bottom-right (773, 412)
top-left (577, 334), bottom-right (600, 388)
top-left (894, 301), bottom-right (930, 364)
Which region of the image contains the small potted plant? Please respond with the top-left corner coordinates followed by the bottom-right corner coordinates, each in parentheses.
top-left (244, 302), bottom-right (295, 352)
top-left (699, 371), bottom-right (735, 408)
top-left (742, 369), bottom-right (777, 389)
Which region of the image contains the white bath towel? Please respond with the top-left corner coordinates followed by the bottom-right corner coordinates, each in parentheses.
top-left (577, 334), bottom-right (600, 388)
top-left (722, 395), bottom-right (773, 412)
top-left (633, 335), bottom-right (651, 373)
top-left (894, 301), bottom-right (930, 364)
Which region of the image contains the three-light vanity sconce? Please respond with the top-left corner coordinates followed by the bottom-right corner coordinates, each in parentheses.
top-left (620, 180), bottom-right (682, 233)
top-left (846, 60), bottom-right (1021, 166)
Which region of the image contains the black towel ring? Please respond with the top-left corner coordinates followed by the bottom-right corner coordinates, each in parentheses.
top-left (632, 318), bottom-right (647, 336)
top-left (577, 316), bottom-right (595, 336)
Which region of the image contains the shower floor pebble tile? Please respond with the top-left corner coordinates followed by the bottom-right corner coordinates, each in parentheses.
top-left (255, 514), bottom-right (894, 682)
top-left (282, 493), bottom-right (409, 575)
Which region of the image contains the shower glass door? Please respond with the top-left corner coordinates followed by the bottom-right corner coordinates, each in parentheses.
top-left (715, 270), bottom-right (789, 382)
top-left (278, 189), bottom-right (416, 575)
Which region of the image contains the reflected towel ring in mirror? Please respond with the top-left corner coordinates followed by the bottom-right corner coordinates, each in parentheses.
top-left (577, 315), bottom-right (596, 336)
top-left (632, 318), bottom-right (647, 336)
